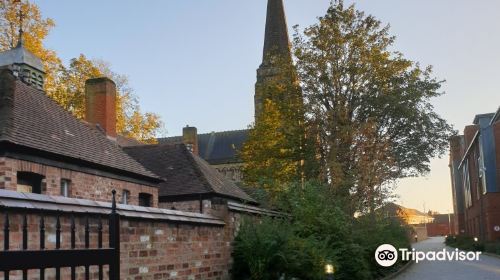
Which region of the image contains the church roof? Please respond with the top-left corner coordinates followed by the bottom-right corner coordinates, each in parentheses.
top-left (124, 143), bottom-right (256, 203)
top-left (0, 42), bottom-right (44, 71)
top-left (158, 129), bottom-right (248, 165)
top-left (0, 70), bottom-right (160, 184)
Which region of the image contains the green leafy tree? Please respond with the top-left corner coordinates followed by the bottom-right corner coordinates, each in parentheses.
top-left (293, 1), bottom-right (455, 214)
top-left (241, 56), bottom-right (314, 194)
top-left (0, 0), bottom-right (163, 143)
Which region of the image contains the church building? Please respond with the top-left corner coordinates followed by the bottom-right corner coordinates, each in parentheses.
top-left (159, 0), bottom-right (296, 184)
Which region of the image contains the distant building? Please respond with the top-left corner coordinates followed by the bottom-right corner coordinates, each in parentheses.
top-left (158, 128), bottom-right (248, 183)
top-left (427, 214), bottom-right (455, 236)
top-left (380, 203), bottom-right (434, 225)
top-left (449, 110), bottom-right (500, 241)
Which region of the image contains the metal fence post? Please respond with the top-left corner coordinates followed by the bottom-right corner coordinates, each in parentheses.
top-left (109, 190), bottom-right (120, 280)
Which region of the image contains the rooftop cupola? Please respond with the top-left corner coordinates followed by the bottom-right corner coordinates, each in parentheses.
top-left (0, 5), bottom-right (45, 90)
top-left (0, 37), bottom-right (45, 90)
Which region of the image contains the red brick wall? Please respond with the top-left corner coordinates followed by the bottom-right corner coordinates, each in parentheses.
top-left (0, 157), bottom-right (157, 207)
top-left (427, 222), bottom-right (454, 237)
top-left (0, 206), bottom-right (248, 279)
top-left (483, 193), bottom-right (500, 241)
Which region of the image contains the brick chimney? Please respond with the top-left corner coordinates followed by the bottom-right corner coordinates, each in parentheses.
top-left (85, 77), bottom-right (117, 138)
top-left (182, 125), bottom-right (198, 155)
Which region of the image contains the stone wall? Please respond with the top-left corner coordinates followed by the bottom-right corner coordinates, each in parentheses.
top-left (0, 157), bottom-right (158, 207)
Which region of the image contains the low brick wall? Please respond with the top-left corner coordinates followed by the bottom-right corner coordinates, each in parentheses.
top-left (120, 219), bottom-right (230, 279)
top-left (0, 210), bottom-right (231, 280)
top-left (0, 190), bottom-right (282, 280)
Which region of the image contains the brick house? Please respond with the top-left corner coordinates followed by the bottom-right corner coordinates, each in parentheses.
top-left (0, 22), bottom-right (276, 280)
top-left (123, 143), bottom-right (256, 213)
top-left (0, 54), bottom-right (160, 207)
top-left (0, 1), bottom-right (293, 278)
top-left (449, 111), bottom-right (500, 241)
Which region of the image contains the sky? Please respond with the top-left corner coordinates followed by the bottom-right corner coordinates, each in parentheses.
top-left (33, 0), bottom-right (500, 214)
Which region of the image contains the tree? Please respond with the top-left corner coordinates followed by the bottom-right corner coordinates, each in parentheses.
top-left (0, 0), bottom-right (62, 95)
top-left (293, 1), bottom-right (455, 214)
top-left (0, 0), bottom-right (164, 143)
top-left (53, 55), bottom-right (163, 143)
top-left (241, 56), bottom-right (310, 195)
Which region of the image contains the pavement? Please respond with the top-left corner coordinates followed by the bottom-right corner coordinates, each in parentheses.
top-left (395, 236), bottom-right (500, 280)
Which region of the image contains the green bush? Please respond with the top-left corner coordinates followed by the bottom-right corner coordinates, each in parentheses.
top-left (232, 182), bottom-right (411, 280)
top-left (232, 217), bottom-right (330, 280)
top-left (445, 235), bottom-right (486, 252)
top-left (484, 242), bottom-right (500, 255)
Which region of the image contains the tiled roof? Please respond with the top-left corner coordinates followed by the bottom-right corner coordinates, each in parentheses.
top-left (157, 129), bottom-right (248, 165)
top-left (0, 189), bottom-right (224, 226)
top-left (0, 70), bottom-right (159, 182)
top-left (123, 143), bottom-right (256, 203)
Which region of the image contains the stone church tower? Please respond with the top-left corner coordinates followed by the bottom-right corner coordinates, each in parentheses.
top-left (254, 0), bottom-right (295, 119)
top-left (160, 0), bottom-right (300, 184)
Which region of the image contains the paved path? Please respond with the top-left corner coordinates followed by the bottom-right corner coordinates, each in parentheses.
top-left (395, 237), bottom-right (500, 280)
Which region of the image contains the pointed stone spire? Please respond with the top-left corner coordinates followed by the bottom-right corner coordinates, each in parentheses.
top-left (261, 0), bottom-right (291, 65)
top-left (255, 0), bottom-right (293, 119)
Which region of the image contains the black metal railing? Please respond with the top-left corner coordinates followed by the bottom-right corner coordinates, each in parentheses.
top-left (0, 190), bottom-right (120, 280)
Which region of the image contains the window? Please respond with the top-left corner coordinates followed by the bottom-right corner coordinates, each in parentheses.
top-left (60, 179), bottom-right (70, 197)
top-left (122, 190), bottom-right (130, 205)
top-left (17, 172), bottom-right (45, 194)
top-left (462, 160), bottom-right (472, 208)
top-left (138, 193), bottom-right (152, 207)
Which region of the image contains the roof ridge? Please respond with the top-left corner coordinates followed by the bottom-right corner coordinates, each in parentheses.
top-left (182, 145), bottom-right (216, 194)
top-left (158, 128), bottom-right (250, 140)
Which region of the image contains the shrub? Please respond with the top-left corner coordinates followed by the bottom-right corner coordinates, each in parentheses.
top-left (484, 242), bottom-right (500, 255)
top-left (232, 182), bottom-right (411, 280)
top-left (445, 235), bottom-right (485, 252)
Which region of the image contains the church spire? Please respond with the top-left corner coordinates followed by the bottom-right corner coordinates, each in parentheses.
top-left (261, 0), bottom-right (291, 65)
top-left (254, 0), bottom-right (293, 119)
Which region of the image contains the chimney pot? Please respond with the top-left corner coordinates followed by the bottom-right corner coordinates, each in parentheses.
top-left (85, 77), bottom-right (117, 138)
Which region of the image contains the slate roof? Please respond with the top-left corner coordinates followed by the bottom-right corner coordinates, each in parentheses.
top-left (0, 189), bottom-right (224, 226)
top-left (0, 70), bottom-right (160, 183)
top-left (157, 129), bottom-right (248, 165)
top-left (124, 143), bottom-right (256, 203)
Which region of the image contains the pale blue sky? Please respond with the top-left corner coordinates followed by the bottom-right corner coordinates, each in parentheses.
top-left (33, 0), bottom-right (500, 213)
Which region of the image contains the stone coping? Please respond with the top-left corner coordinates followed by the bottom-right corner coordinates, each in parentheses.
top-left (227, 201), bottom-right (286, 217)
top-left (0, 189), bottom-right (224, 226)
